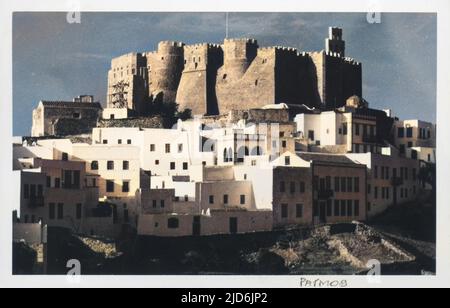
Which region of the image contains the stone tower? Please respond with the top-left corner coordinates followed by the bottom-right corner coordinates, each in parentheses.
top-left (107, 53), bottom-right (148, 114)
top-left (146, 41), bottom-right (185, 103)
top-left (221, 38), bottom-right (258, 80)
top-left (176, 43), bottom-right (223, 115)
top-left (326, 27), bottom-right (345, 57)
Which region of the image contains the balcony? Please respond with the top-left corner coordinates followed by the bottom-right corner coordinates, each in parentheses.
top-left (28, 196), bottom-right (44, 208)
top-left (391, 177), bottom-right (404, 186)
top-left (316, 189), bottom-right (334, 200)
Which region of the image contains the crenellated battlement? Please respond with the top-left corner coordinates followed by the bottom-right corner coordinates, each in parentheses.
top-left (158, 41), bottom-right (185, 48)
top-left (344, 57), bottom-right (361, 66)
top-left (108, 27), bottom-right (362, 117)
top-left (157, 41), bottom-right (185, 55)
top-left (185, 43), bottom-right (222, 51)
top-left (224, 38), bottom-right (258, 45)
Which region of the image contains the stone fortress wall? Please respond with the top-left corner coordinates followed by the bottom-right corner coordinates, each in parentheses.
top-left (106, 28), bottom-right (362, 117)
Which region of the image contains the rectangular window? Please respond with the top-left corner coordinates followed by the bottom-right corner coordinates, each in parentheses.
top-left (122, 181), bottom-right (130, 193)
top-left (355, 124), bottom-right (360, 136)
top-left (354, 178), bottom-right (360, 193)
top-left (123, 161), bottom-right (129, 170)
top-left (160, 200), bottom-right (165, 208)
top-left (76, 204), bottom-right (82, 220)
top-left (347, 177), bottom-right (353, 193)
top-left (73, 171), bottom-right (80, 189)
top-left (223, 195), bottom-right (229, 205)
top-left (57, 203), bottom-right (64, 220)
top-left (37, 185), bottom-right (43, 198)
top-left (340, 200), bottom-right (347, 217)
top-left (326, 176), bottom-right (331, 190)
top-left (281, 204), bottom-right (288, 219)
top-left (150, 144), bottom-right (156, 152)
top-left (103, 139), bottom-right (108, 145)
top-left (106, 180), bottom-right (115, 193)
top-left (152, 200), bottom-right (157, 208)
top-left (107, 161), bottom-right (114, 170)
top-left (398, 127), bottom-right (405, 138)
top-left (183, 162), bottom-right (188, 170)
top-left (55, 178), bottom-right (61, 189)
top-left (49, 203), bottom-right (55, 220)
top-left (240, 195), bottom-right (246, 205)
top-left (62, 153), bottom-right (69, 161)
top-left (334, 200), bottom-right (340, 216)
top-left (290, 182), bottom-right (296, 194)
top-left (374, 186), bottom-right (378, 199)
top-left (300, 182), bottom-right (305, 193)
top-left (178, 144), bottom-right (183, 153)
top-left (334, 177), bottom-right (340, 192)
top-left (406, 127), bottom-right (413, 138)
top-left (326, 200), bottom-right (332, 217)
top-left (354, 200), bottom-right (360, 217)
top-left (341, 177), bottom-right (347, 192)
top-left (285, 156), bottom-right (291, 166)
top-left (30, 184), bottom-right (36, 198)
top-left (91, 161), bottom-right (99, 170)
top-left (381, 166), bottom-right (385, 180)
top-left (370, 125), bottom-right (375, 137)
top-left (347, 200), bottom-right (353, 217)
top-left (209, 195), bottom-right (214, 204)
top-left (386, 187), bottom-right (390, 200)
top-left (386, 167), bottom-right (390, 180)
top-left (343, 123), bottom-right (348, 135)
top-left (165, 144), bottom-right (171, 153)
top-left (170, 162), bottom-right (176, 170)
top-left (23, 184), bottom-right (30, 199)
top-left (296, 204), bottom-right (303, 218)
top-left (127, 139), bottom-right (132, 145)
top-left (118, 139), bottom-right (122, 145)
top-left (374, 166), bottom-right (378, 179)
top-left (308, 130), bottom-right (315, 141)
top-left (46, 176), bottom-right (51, 188)
top-left (280, 181), bottom-right (286, 193)
top-left (63, 170), bottom-right (72, 189)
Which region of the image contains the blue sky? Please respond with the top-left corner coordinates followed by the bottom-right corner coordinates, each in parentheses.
top-left (13, 12), bottom-right (436, 136)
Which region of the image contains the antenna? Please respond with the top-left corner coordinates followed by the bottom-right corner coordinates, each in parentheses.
top-left (225, 12), bottom-right (229, 38)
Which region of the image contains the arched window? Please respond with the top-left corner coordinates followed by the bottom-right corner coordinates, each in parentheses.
top-left (228, 148), bottom-right (233, 163)
top-left (223, 148), bottom-right (233, 163)
top-left (168, 217), bottom-right (179, 229)
top-left (251, 146), bottom-right (263, 156)
top-left (237, 146), bottom-right (249, 163)
top-left (223, 148), bottom-right (228, 162)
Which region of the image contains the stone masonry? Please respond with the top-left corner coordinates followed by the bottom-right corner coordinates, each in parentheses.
top-left (106, 27), bottom-right (362, 117)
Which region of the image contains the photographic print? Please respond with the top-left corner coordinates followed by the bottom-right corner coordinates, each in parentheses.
top-left (10, 11), bottom-right (437, 276)
top-left (2, 0), bottom-right (449, 291)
